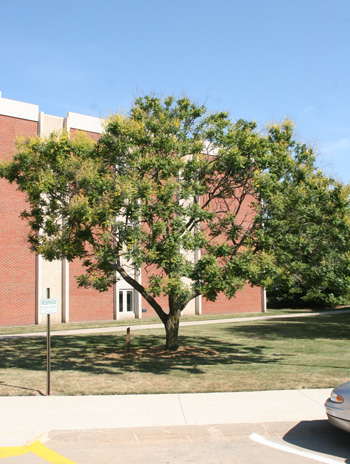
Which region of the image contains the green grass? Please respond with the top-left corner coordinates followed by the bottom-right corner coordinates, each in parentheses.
top-left (0, 307), bottom-right (335, 336)
top-left (0, 310), bottom-right (349, 396)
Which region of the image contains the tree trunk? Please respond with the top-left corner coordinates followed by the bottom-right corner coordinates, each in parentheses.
top-left (165, 310), bottom-right (181, 351)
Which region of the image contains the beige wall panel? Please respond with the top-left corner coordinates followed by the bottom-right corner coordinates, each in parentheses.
top-left (181, 276), bottom-right (196, 316)
top-left (39, 113), bottom-right (64, 137)
top-left (182, 297), bottom-right (196, 316)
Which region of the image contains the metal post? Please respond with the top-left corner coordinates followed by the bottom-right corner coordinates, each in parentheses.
top-left (127, 327), bottom-right (130, 352)
top-left (46, 288), bottom-right (51, 396)
top-left (47, 313), bottom-right (51, 396)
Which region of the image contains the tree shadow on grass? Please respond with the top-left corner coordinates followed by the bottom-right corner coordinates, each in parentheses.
top-left (223, 313), bottom-right (350, 342)
top-left (3, 313), bottom-right (346, 377)
top-left (0, 333), bottom-right (282, 376)
top-left (1, 315), bottom-right (348, 398)
top-left (220, 314), bottom-right (350, 376)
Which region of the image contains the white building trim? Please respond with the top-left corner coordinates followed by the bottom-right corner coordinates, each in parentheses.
top-left (35, 254), bottom-right (43, 324)
top-left (65, 112), bottom-right (104, 134)
top-left (62, 259), bottom-right (70, 322)
top-left (0, 95), bottom-right (39, 121)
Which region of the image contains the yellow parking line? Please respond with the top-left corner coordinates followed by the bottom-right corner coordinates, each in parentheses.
top-left (0, 441), bottom-right (78, 463)
top-left (0, 446), bottom-right (27, 459)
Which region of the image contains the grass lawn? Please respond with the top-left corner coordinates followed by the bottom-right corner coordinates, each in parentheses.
top-left (0, 308), bottom-right (310, 336)
top-left (0, 311), bottom-right (349, 396)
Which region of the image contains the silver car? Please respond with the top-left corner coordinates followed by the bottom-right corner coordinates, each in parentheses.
top-left (325, 381), bottom-right (350, 433)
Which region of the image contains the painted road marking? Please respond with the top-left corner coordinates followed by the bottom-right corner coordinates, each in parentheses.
top-left (250, 433), bottom-right (343, 464)
top-left (0, 440), bottom-right (77, 463)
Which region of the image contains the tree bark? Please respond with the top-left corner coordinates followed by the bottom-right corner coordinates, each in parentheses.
top-left (165, 309), bottom-right (181, 351)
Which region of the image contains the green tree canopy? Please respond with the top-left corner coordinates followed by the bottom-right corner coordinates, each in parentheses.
top-left (261, 161), bottom-right (350, 307)
top-left (1, 96), bottom-right (349, 349)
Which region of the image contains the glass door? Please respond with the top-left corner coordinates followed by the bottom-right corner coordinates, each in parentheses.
top-left (119, 289), bottom-right (134, 313)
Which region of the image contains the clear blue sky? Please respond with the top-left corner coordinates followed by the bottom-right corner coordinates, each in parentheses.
top-left (1, 0), bottom-right (349, 183)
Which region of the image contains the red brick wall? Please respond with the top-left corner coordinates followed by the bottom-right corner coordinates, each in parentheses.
top-left (0, 115), bottom-right (37, 326)
top-left (140, 274), bottom-right (262, 318)
top-left (0, 115), bottom-right (37, 161)
top-left (202, 286), bottom-right (262, 314)
top-left (140, 287), bottom-right (262, 318)
top-left (68, 259), bottom-right (114, 322)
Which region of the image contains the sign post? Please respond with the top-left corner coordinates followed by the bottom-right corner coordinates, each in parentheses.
top-left (47, 311), bottom-right (50, 396)
top-left (40, 289), bottom-right (58, 396)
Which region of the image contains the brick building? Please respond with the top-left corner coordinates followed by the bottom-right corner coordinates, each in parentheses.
top-left (0, 93), bottom-right (265, 327)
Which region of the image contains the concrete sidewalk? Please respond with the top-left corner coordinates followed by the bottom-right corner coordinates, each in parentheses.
top-left (0, 389), bottom-right (331, 446)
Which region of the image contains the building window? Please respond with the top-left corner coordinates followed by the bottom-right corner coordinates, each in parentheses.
top-left (119, 289), bottom-right (134, 313)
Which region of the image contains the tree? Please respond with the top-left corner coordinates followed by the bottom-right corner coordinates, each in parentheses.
top-left (260, 158), bottom-right (350, 307)
top-left (1, 96), bottom-right (349, 349)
